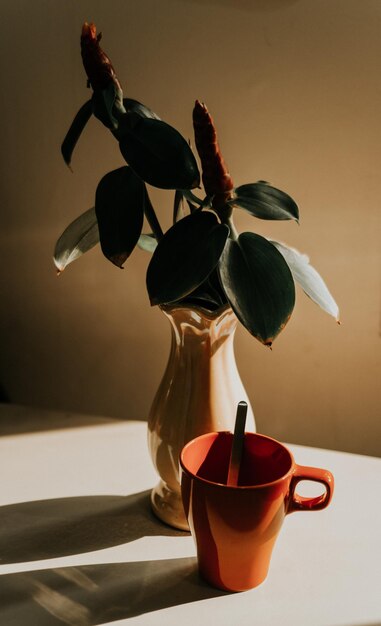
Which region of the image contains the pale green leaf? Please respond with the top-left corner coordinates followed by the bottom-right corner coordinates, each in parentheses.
top-left (53, 208), bottom-right (99, 273)
top-left (138, 233), bottom-right (158, 253)
top-left (270, 240), bottom-right (339, 320)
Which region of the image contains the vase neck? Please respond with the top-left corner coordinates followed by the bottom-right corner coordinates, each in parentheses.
top-left (161, 304), bottom-right (238, 353)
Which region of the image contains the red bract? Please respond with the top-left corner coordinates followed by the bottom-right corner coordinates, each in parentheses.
top-left (80, 22), bottom-right (122, 92)
top-left (193, 100), bottom-right (234, 208)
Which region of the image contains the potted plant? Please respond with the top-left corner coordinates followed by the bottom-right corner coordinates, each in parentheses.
top-left (55, 23), bottom-right (339, 529)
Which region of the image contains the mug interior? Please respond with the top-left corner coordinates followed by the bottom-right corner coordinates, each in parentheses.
top-left (181, 432), bottom-right (292, 486)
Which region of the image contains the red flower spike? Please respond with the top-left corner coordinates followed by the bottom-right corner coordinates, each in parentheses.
top-left (193, 100), bottom-right (234, 209)
top-left (80, 22), bottom-right (122, 92)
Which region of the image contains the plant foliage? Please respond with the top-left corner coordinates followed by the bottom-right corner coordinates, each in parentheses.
top-left (55, 22), bottom-right (339, 346)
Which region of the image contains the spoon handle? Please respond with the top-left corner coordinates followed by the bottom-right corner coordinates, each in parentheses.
top-left (227, 401), bottom-right (247, 486)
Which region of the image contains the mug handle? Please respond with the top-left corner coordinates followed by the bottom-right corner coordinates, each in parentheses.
top-left (288, 465), bottom-right (334, 513)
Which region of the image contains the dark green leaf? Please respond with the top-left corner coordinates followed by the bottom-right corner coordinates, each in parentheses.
top-left (119, 117), bottom-right (200, 190)
top-left (270, 240), bottom-right (339, 320)
top-left (207, 268), bottom-right (228, 305)
top-left (180, 287), bottom-right (222, 310)
top-left (232, 182), bottom-right (299, 222)
top-left (218, 233), bottom-right (295, 345)
top-left (123, 98), bottom-right (160, 120)
top-left (181, 269), bottom-right (228, 311)
top-left (53, 207), bottom-right (99, 273)
top-left (179, 294), bottom-right (224, 311)
top-left (146, 211), bottom-right (229, 305)
top-left (61, 100), bottom-right (92, 168)
top-left (95, 166), bottom-right (144, 267)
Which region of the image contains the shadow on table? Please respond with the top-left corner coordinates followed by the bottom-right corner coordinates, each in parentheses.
top-left (1, 563), bottom-right (381, 626)
top-left (0, 490), bottom-right (187, 564)
top-left (0, 557), bottom-right (229, 625)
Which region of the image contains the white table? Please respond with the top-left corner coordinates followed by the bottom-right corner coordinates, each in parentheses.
top-left (0, 404), bottom-right (380, 626)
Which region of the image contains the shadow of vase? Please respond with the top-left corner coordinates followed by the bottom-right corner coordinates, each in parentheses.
top-left (0, 490), bottom-right (186, 564)
top-left (0, 558), bottom-right (229, 625)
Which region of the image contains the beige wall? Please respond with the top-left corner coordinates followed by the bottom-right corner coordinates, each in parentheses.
top-left (0, 0), bottom-right (380, 455)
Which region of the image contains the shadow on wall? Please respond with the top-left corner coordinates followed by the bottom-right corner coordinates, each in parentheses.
top-left (0, 382), bottom-right (9, 403)
top-left (0, 404), bottom-right (123, 437)
top-left (175, 0), bottom-right (301, 12)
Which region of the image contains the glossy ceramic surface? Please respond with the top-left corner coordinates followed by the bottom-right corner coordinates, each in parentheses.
top-left (180, 431), bottom-right (334, 591)
top-left (147, 304), bottom-right (255, 530)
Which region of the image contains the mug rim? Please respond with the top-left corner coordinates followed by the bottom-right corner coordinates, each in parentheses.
top-left (180, 430), bottom-right (296, 490)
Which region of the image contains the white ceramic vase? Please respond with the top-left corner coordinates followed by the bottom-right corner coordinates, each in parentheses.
top-left (147, 303), bottom-right (255, 530)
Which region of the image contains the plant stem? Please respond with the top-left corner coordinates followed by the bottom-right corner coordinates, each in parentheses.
top-left (144, 191), bottom-right (164, 241)
top-left (112, 95), bottom-right (127, 120)
top-left (226, 216), bottom-right (239, 241)
top-left (183, 189), bottom-right (203, 206)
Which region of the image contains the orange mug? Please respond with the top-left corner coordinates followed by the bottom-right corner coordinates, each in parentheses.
top-left (180, 431), bottom-right (334, 592)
